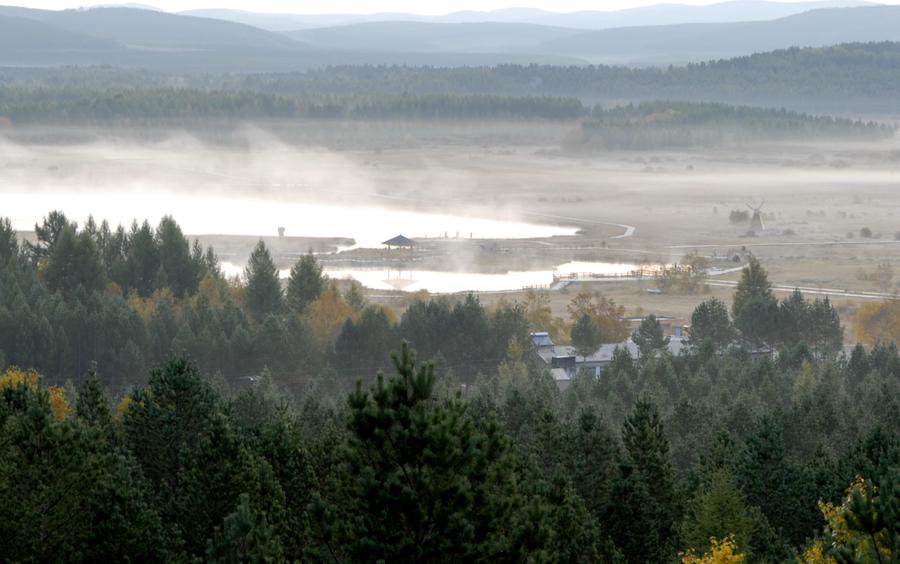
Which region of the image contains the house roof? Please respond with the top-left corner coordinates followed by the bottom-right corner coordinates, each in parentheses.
top-left (382, 234), bottom-right (415, 247)
top-left (536, 337), bottom-right (689, 366)
top-left (531, 332), bottom-right (554, 348)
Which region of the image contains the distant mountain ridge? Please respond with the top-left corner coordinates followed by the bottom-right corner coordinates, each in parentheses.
top-left (2, 3), bottom-right (900, 69)
top-left (181, 1), bottom-right (876, 31)
top-left (0, 13), bottom-right (117, 51)
top-left (0, 5), bottom-right (303, 51)
top-left (284, 22), bottom-right (583, 54)
top-left (537, 5), bottom-right (900, 63)
top-left (286, 6), bottom-right (900, 65)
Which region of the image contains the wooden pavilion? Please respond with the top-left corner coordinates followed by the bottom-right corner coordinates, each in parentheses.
top-left (382, 234), bottom-right (416, 250)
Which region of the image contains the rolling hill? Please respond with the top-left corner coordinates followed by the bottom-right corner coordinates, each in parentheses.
top-left (539, 5), bottom-right (900, 64)
top-left (181, 1), bottom-right (875, 31)
top-left (274, 6), bottom-right (900, 65)
top-left (0, 6), bottom-right (304, 51)
top-left (286, 22), bottom-right (583, 54)
top-left (2, 4), bottom-right (900, 70)
top-left (0, 13), bottom-right (117, 51)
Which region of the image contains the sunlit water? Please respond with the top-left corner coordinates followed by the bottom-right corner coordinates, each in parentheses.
top-left (8, 188), bottom-right (654, 293)
top-left (221, 260), bottom-right (652, 294)
top-left (5, 189), bottom-right (576, 248)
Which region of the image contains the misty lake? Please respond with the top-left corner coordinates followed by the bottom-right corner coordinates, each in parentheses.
top-left (220, 260), bottom-right (648, 294)
top-left (7, 188), bottom-right (660, 293)
top-left (5, 189), bottom-right (576, 248)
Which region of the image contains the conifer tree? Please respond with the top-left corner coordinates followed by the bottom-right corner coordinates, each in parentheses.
top-left (76, 370), bottom-right (112, 429)
top-left (0, 217), bottom-right (17, 267)
top-left (732, 257), bottom-right (775, 320)
top-left (27, 210), bottom-right (71, 261)
top-left (126, 220), bottom-right (161, 297)
top-left (572, 313), bottom-right (602, 361)
top-left (206, 493), bottom-right (285, 563)
top-left (156, 216), bottom-right (197, 298)
top-left (738, 417), bottom-right (816, 548)
top-left (606, 398), bottom-right (679, 563)
top-left (691, 298), bottom-right (736, 350)
top-left (286, 252), bottom-right (325, 314)
top-left (731, 260), bottom-right (778, 349)
top-left (632, 314), bottom-right (670, 359)
top-left (44, 225), bottom-right (106, 294)
top-left (682, 469), bottom-right (756, 556)
top-left (319, 342), bottom-right (526, 561)
top-left (244, 240), bottom-right (283, 322)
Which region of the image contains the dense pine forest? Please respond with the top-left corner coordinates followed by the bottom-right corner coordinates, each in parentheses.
top-left (4, 42), bottom-right (900, 113)
top-left (569, 102), bottom-right (892, 150)
top-left (1, 212), bottom-right (899, 562)
top-left (0, 88), bottom-right (888, 148)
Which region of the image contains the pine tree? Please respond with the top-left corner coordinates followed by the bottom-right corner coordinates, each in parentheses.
top-left (738, 416), bottom-right (816, 548)
top-left (76, 370), bottom-right (112, 429)
top-left (286, 252), bottom-right (325, 314)
top-left (318, 342), bottom-right (527, 561)
top-left (572, 313), bottom-right (602, 361)
top-left (632, 314), bottom-right (670, 359)
top-left (206, 493), bottom-right (285, 563)
top-left (691, 298), bottom-right (735, 350)
top-left (156, 216), bottom-right (197, 298)
top-left (126, 220), bottom-right (161, 297)
top-left (809, 297), bottom-right (843, 360)
top-left (732, 257), bottom-right (774, 320)
top-left (123, 358), bottom-right (279, 556)
top-left (607, 399), bottom-right (679, 563)
top-left (27, 210), bottom-right (71, 261)
top-left (0, 217), bottom-right (18, 267)
top-left (730, 258), bottom-right (784, 351)
top-left (244, 241), bottom-right (283, 322)
top-left (44, 225), bottom-right (106, 294)
top-left (682, 469), bottom-right (756, 555)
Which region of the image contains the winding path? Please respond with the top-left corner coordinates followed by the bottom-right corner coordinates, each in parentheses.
top-left (521, 211), bottom-right (636, 239)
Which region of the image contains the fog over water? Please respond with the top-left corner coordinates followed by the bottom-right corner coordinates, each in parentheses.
top-left (220, 260), bottom-right (650, 293)
top-left (0, 133), bottom-right (579, 247)
top-left (4, 188), bottom-right (575, 247)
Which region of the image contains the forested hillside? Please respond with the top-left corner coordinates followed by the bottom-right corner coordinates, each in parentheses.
top-left (567, 101), bottom-right (892, 150)
top-left (3, 42), bottom-right (899, 113)
top-left (0, 89), bottom-right (588, 124)
top-left (1, 212), bottom-right (899, 561)
top-left (0, 85), bottom-right (890, 147)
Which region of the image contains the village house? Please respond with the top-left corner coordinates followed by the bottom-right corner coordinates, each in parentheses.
top-left (531, 329), bottom-right (689, 390)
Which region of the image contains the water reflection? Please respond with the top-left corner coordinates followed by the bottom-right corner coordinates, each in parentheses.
top-left (5, 189), bottom-right (575, 248)
top-left (220, 260), bottom-right (654, 294)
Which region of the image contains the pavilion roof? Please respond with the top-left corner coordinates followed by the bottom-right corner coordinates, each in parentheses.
top-left (382, 234), bottom-right (416, 247)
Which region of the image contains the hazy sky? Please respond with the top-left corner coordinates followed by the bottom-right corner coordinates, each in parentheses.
top-left (14, 0), bottom-right (898, 14)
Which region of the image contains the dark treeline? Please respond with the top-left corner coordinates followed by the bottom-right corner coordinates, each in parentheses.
top-left (0, 213), bottom-right (534, 395)
top-left (567, 101), bottom-right (893, 150)
top-left (1, 249), bottom-right (900, 560)
top-left (0, 88), bottom-right (587, 124)
top-left (4, 42), bottom-right (900, 113)
top-left (0, 88), bottom-right (888, 147)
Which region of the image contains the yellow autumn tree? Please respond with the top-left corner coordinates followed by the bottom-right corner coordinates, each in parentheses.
top-left (497, 337), bottom-right (530, 390)
top-left (194, 273), bottom-right (233, 309)
top-left (802, 476), bottom-right (895, 564)
top-left (567, 287), bottom-right (629, 343)
top-left (127, 287), bottom-right (177, 322)
top-left (524, 288), bottom-right (568, 342)
top-left (680, 535), bottom-right (745, 564)
top-left (0, 367), bottom-right (69, 421)
top-left (115, 395), bottom-right (133, 422)
top-left (0, 366), bottom-right (40, 392)
top-left (853, 300), bottom-right (900, 344)
top-left (306, 282), bottom-right (356, 345)
top-left (48, 385), bottom-right (70, 421)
